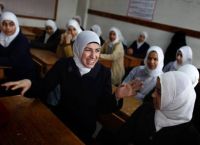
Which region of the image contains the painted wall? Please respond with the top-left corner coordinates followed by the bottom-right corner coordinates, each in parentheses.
top-left (18, 0), bottom-right (78, 29)
top-left (86, 0), bottom-right (200, 67)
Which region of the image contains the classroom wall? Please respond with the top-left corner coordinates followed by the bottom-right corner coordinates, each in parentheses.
top-left (86, 0), bottom-right (200, 68)
top-left (18, 0), bottom-right (78, 29)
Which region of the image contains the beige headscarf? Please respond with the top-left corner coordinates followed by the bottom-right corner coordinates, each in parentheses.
top-left (0, 11), bottom-right (20, 47)
top-left (155, 71), bottom-right (196, 131)
top-left (73, 31), bottom-right (100, 76)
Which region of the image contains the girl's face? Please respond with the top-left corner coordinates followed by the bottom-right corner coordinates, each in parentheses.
top-left (152, 78), bottom-right (161, 110)
top-left (176, 50), bottom-right (183, 65)
top-left (81, 43), bottom-right (101, 68)
top-left (109, 31), bottom-right (116, 42)
top-left (45, 26), bottom-right (54, 35)
top-left (138, 34), bottom-right (145, 43)
top-left (1, 20), bottom-right (16, 36)
top-left (67, 26), bottom-right (77, 38)
top-left (147, 51), bottom-right (158, 70)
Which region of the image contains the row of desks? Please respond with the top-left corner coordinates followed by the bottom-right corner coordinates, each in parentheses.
top-left (0, 96), bottom-right (85, 145)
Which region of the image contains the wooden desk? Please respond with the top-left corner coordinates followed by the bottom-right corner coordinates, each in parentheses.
top-left (124, 55), bottom-right (143, 68)
top-left (99, 58), bottom-right (112, 68)
top-left (0, 66), bottom-right (12, 80)
top-left (0, 96), bottom-right (85, 145)
top-left (30, 48), bottom-right (59, 76)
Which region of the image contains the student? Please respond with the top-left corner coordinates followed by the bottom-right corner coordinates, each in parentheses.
top-left (72, 15), bottom-right (84, 30)
top-left (178, 64), bottom-right (200, 133)
top-left (100, 27), bottom-right (125, 86)
top-left (163, 46), bottom-right (192, 72)
top-left (1, 31), bottom-right (140, 144)
top-left (90, 24), bottom-right (105, 45)
top-left (123, 46), bottom-right (164, 100)
top-left (115, 71), bottom-right (200, 145)
top-left (0, 12), bottom-right (35, 82)
top-left (30, 20), bottom-right (61, 53)
top-left (164, 31), bottom-right (186, 66)
top-left (127, 31), bottom-right (150, 59)
top-left (56, 19), bottom-right (82, 58)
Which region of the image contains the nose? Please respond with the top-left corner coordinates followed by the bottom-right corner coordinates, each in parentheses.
top-left (90, 51), bottom-right (95, 59)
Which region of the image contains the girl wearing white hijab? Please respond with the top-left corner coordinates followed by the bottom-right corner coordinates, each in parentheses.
top-left (115, 71), bottom-right (200, 145)
top-left (90, 24), bottom-right (105, 45)
top-left (0, 11), bottom-right (35, 83)
top-left (2, 31), bottom-right (138, 144)
top-left (163, 46), bottom-right (193, 72)
top-left (127, 31), bottom-right (150, 59)
top-left (57, 19), bottom-right (82, 58)
top-left (101, 27), bottom-right (125, 85)
top-left (30, 19), bottom-right (61, 52)
top-left (123, 46), bottom-right (164, 100)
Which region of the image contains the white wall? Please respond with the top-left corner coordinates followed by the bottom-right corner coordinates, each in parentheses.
top-left (86, 0), bottom-right (200, 68)
top-left (18, 0), bottom-right (78, 29)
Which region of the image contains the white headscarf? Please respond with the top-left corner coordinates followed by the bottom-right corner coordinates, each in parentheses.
top-left (67, 19), bottom-right (82, 41)
top-left (0, 11), bottom-right (20, 47)
top-left (137, 31), bottom-right (148, 48)
top-left (73, 31), bottom-right (100, 76)
top-left (144, 46), bottom-right (164, 77)
top-left (174, 46), bottom-right (193, 69)
top-left (109, 27), bottom-right (125, 45)
top-left (155, 71), bottom-right (196, 131)
top-left (91, 24), bottom-right (102, 37)
top-left (178, 64), bottom-right (199, 87)
top-left (44, 19), bottom-right (57, 43)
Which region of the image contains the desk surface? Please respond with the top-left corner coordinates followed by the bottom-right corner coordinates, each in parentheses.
top-left (0, 96), bottom-right (85, 145)
top-left (30, 48), bottom-right (59, 65)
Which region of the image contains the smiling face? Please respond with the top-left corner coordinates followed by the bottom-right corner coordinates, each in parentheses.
top-left (81, 42), bottom-right (101, 68)
top-left (152, 78), bottom-right (161, 110)
top-left (67, 26), bottom-right (77, 38)
top-left (1, 20), bottom-right (16, 36)
top-left (147, 51), bottom-right (158, 70)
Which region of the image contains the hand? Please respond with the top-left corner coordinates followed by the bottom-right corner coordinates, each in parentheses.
top-left (115, 83), bottom-right (135, 99)
top-left (65, 33), bottom-right (72, 44)
top-left (1, 79), bottom-right (32, 96)
top-left (129, 78), bottom-right (143, 92)
top-left (127, 48), bottom-right (133, 55)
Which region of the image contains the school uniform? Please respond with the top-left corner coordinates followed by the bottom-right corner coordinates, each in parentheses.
top-left (128, 41), bottom-right (150, 59)
top-left (123, 46), bottom-right (164, 100)
top-left (26, 31), bottom-right (122, 144)
top-left (30, 29), bottom-right (61, 52)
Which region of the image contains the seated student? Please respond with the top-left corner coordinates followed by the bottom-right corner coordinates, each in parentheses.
top-left (30, 20), bottom-right (61, 53)
top-left (163, 46), bottom-right (192, 72)
top-left (0, 12), bottom-right (35, 82)
top-left (56, 19), bottom-right (82, 58)
top-left (164, 31), bottom-right (186, 66)
top-left (1, 31), bottom-right (142, 144)
top-left (178, 64), bottom-right (200, 133)
top-left (123, 46), bottom-right (164, 100)
top-left (114, 71), bottom-right (200, 145)
top-left (72, 15), bottom-right (84, 30)
top-left (127, 31), bottom-right (150, 59)
top-left (100, 27), bottom-right (125, 86)
top-left (90, 24), bottom-right (105, 45)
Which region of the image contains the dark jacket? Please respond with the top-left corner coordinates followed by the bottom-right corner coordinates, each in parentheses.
top-left (28, 57), bottom-right (122, 143)
top-left (0, 31), bottom-right (35, 81)
top-left (30, 29), bottom-right (61, 52)
top-left (128, 41), bottom-right (150, 59)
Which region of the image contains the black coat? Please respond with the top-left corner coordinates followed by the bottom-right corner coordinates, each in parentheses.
top-left (128, 41), bottom-right (150, 59)
top-left (0, 31), bottom-right (35, 81)
top-left (30, 29), bottom-right (61, 52)
top-left (28, 57), bottom-right (122, 143)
